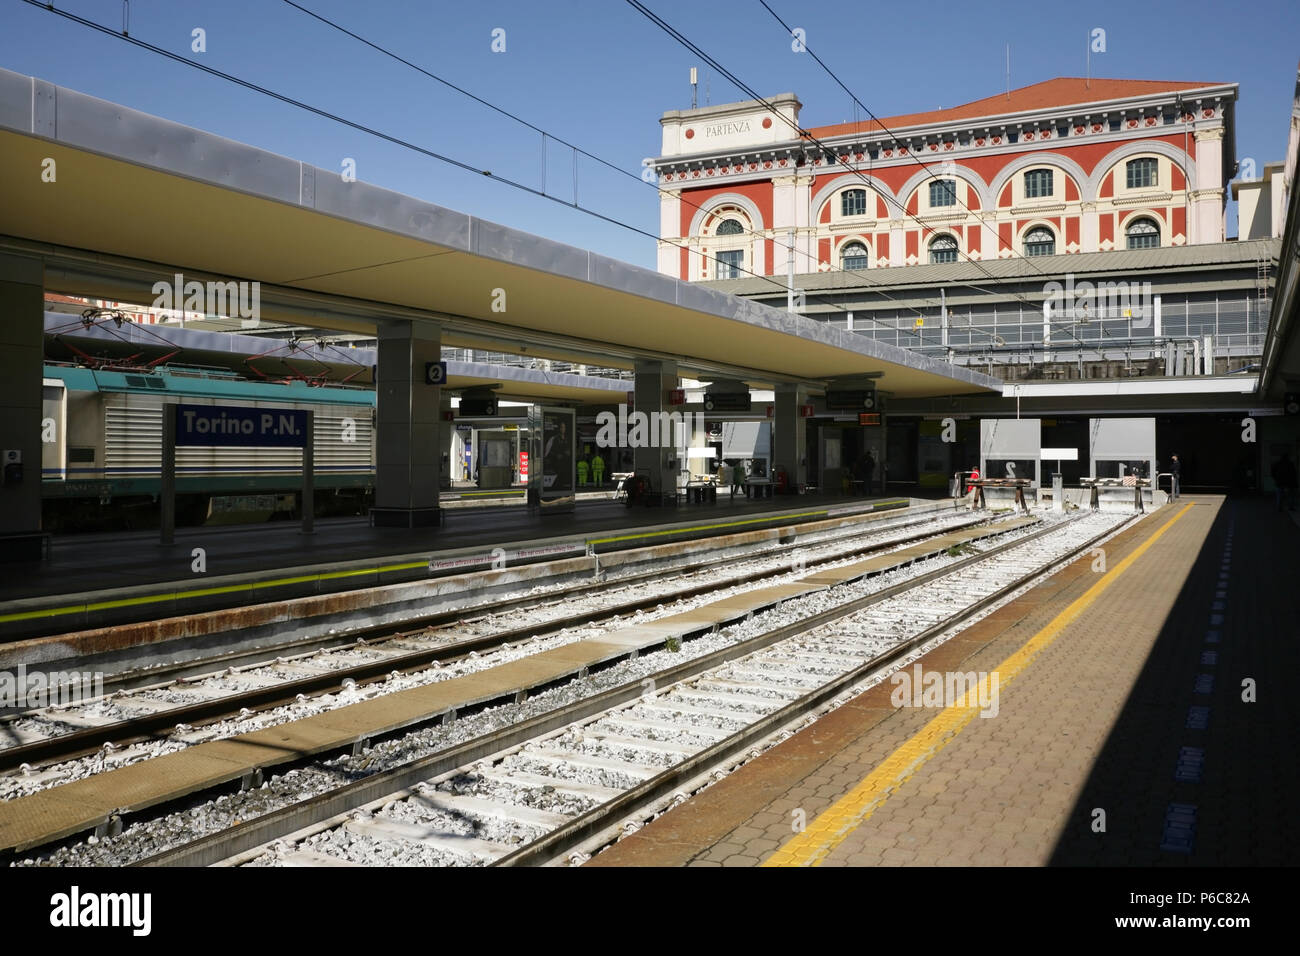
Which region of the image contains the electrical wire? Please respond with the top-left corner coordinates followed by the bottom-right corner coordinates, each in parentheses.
top-left (629, 0), bottom-right (1115, 353)
top-left (277, 0), bottom-right (946, 334)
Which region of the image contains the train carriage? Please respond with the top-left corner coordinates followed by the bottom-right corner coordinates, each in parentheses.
top-left (40, 365), bottom-right (375, 530)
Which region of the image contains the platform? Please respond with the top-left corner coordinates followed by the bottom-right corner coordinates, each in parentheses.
top-left (588, 495), bottom-right (1299, 867)
top-left (0, 491), bottom-right (911, 640)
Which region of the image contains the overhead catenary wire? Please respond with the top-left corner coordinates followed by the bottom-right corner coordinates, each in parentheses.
top-left (276, 0), bottom-right (945, 336)
top-left (754, 0), bottom-right (1127, 348)
top-left (627, 0), bottom-right (1110, 353)
top-left (756, 0), bottom-right (1124, 349)
top-left (26, 0), bottom-right (940, 353)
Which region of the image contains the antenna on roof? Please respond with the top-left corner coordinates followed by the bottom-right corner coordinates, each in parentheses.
top-left (690, 67), bottom-right (698, 109)
top-left (1005, 45), bottom-right (1010, 99)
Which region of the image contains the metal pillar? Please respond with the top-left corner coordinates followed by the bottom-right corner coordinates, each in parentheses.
top-left (372, 320), bottom-right (444, 527)
top-left (301, 409), bottom-right (315, 535)
top-left (774, 386), bottom-right (807, 492)
top-left (632, 359), bottom-right (680, 504)
top-left (0, 253), bottom-right (44, 557)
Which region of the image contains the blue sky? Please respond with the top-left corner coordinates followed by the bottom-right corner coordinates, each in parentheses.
top-left (4, 0), bottom-right (1299, 270)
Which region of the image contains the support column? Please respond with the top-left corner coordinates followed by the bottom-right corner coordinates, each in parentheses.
top-left (1192, 127), bottom-right (1226, 245)
top-left (633, 359), bottom-right (679, 503)
top-left (0, 253), bottom-right (44, 560)
top-left (372, 320), bottom-right (443, 528)
top-left (774, 386), bottom-right (807, 491)
top-left (889, 220), bottom-right (907, 267)
top-left (1080, 201), bottom-right (1100, 254)
top-left (658, 189), bottom-right (682, 278)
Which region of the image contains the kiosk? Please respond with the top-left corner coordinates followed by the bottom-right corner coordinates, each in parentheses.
top-left (527, 406), bottom-right (575, 514)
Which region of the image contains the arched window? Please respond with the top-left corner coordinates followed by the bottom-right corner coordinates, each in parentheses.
top-left (1126, 158), bottom-right (1158, 189)
top-left (841, 242), bottom-right (869, 271)
top-left (1024, 226), bottom-right (1056, 257)
top-left (841, 189), bottom-right (867, 217)
top-left (1126, 217), bottom-right (1160, 249)
top-left (929, 235), bottom-right (958, 264)
top-left (715, 218), bottom-right (744, 236)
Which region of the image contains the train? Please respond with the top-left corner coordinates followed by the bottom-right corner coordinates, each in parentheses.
top-left (40, 364), bottom-right (376, 531)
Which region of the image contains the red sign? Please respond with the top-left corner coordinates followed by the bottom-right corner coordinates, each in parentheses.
top-left (859, 413), bottom-right (881, 426)
top-left (625, 390), bottom-right (635, 410)
top-left (766, 405), bottom-right (775, 418)
top-left (519, 451), bottom-right (529, 482)
top-left (801, 404), bottom-right (815, 417)
top-left (669, 388), bottom-right (686, 406)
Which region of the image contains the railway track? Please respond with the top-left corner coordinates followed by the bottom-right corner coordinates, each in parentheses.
top-left (238, 512), bottom-right (1127, 868)
top-left (4, 510), bottom-right (1131, 866)
top-left (0, 509), bottom-right (985, 784)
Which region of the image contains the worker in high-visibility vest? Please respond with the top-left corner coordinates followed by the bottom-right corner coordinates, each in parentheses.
top-left (591, 452), bottom-right (605, 487)
top-left (577, 457), bottom-right (590, 486)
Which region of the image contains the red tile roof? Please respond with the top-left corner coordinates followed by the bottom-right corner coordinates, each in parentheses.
top-left (803, 77), bottom-right (1227, 140)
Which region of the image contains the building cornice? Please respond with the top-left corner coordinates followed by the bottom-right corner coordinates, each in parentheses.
top-left (656, 86), bottom-right (1234, 184)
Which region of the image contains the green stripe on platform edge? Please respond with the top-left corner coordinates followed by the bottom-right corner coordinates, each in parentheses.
top-left (3, 503), bottom-right (910, 625)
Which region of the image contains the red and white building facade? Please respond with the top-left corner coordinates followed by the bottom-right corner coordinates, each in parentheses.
top-left (653, 78), bottom-right (1237, 281)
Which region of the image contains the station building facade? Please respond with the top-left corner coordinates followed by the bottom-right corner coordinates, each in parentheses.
top-left (652, 77), bottom-right (1300, 497)
top-left (653, 78), bottom-right (1237, 282)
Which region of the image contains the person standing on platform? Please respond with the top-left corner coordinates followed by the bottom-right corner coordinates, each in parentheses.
top-left (1170, 454), bottom-right (1181, 499)
top-left (591, 451), bottom-right (605, 487)
top-left (1272, 452), bottom-right (1297, 511)
top-left (863, 450), bottom-right (876, 496)
top-left (576, 456), bottom-right (589, 487)
top-left (732, 459), bottom-right (747, 497)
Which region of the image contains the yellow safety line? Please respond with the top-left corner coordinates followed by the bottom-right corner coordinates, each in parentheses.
top-left (762, 501), bottom-right (1195, 867)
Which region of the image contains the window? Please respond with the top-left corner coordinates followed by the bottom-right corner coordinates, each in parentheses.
top-left (841, 189), bottom-right (867, 217)
top-left (716, 249), bottom-right (744, 279)
top-left (1023, 226), bottom-right (1056, 257)
top-left (1024, 168), bottom-right (1054, 199)
top-left (841, 242), bottom-right (869, 271)
top-left (1126, 217), bottom-right (1160, 249)
top-left (1126, 157), bottom-right (1158, 189)
top-left (716, 218), bottom-right (744, 236)
top-left (929, 235), bottom-right (958, 264)
top-left (929, 179), bottom-right (957, 207)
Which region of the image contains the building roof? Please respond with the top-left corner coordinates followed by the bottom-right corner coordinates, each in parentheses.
top-left (705, 239), bottom-right (1280, 305)
top-left (805, 77), bottom-right (1229, 140)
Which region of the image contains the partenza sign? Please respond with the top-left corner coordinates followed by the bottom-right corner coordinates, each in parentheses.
top-left (175, 403), bottom-right (308, 448)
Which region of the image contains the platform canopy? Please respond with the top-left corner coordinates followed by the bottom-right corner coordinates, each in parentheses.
top-left (0, 68), bottom-right (999, 399)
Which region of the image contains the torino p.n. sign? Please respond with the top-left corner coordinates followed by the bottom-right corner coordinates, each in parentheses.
top-left (175, 403), bottom-right (308, 448)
